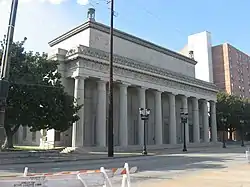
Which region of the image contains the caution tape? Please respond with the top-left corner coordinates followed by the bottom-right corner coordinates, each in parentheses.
top-left (24, 167), bottom-right (137, 177)
top-left (0, 163), bottom-right (135, 187)
top-left (0, 166), bottom-right (138, 179)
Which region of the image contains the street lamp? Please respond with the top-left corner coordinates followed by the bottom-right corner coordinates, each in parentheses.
top-left (0, 0), bottom-right (19, 144)
top-left (139, 108), bottom-right (150, 155)
top-left (221, 117), bottom-right (227, 148)
top-left (240, 119), bottom-right (245, 147)
top-left (180, 111), bottom-right (188, 152)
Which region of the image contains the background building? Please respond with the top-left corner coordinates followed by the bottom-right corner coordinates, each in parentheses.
top-left (212, 43), bottom-right (250, 98)
top-left (181, 33), bottom-right (250, 141)
top-left (180, 31), bottom-right (214, 83)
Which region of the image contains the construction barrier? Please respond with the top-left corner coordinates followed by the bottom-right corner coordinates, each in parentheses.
top-left (0, 163), bottom-right (137, 187)
top-left (246, 148), bottom-right (250, 163)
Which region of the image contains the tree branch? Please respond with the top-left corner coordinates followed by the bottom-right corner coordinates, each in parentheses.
top-left (11, 124), bottom-right (20, 134)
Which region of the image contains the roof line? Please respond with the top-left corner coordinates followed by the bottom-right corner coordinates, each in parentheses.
top-left (48, 21), bottom-right (197, 65)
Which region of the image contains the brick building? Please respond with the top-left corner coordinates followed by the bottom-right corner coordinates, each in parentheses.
top-left (212, 43), bottom-right (250, 98)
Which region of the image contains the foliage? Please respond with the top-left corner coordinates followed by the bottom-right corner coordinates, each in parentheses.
top-left (216, 91), bottom-right (250, 133)
top-left (0, 37), bottom-right (81, 148)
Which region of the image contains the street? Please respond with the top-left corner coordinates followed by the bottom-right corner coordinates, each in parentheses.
top-left (0, 146), bottom-right (249, 186)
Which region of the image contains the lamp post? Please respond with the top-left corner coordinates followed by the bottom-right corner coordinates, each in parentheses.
top-left (240, 119), bottom-right (245, 147)
top-left (180, 111), bottom-right (188, 152)
top-left (107, 0), bottom-right (114, 157)
top-left (221, 117), bottom-right (227, 148)
top-left (0, 0), bottom-right (19, 145)
top-left (139, 108), bottom-right (150, 155)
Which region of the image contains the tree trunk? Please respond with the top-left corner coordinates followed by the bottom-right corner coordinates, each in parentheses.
top-left (1, 124), bottom-right (20, 150)
top-left (2, 133), bottom-right (14, 149)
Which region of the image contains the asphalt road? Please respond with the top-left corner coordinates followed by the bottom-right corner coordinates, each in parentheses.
top-left (0, 146), bottom-right (248, 186)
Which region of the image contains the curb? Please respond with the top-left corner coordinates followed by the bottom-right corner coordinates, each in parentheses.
top-left (0, 154), bottom-right (155, 165)
top-left (0, 144), bottom-right (248, 165)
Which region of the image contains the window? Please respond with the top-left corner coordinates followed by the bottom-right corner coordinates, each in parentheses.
top-left (55, 131), bottom-right (61, 141)
top-left (23, 126), bottom-right (27, 140)
top-left (32, 132), bottom-right (36, 141)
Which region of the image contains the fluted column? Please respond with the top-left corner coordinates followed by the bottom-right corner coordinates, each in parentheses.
top-left (155, 90), bottom-right (163, 145)
top-left (119, 84), bottom-right (128, 146)
top-left (210, 101), bottom-right (217, 142)
top-left (181, 95), bottom-right (189, 144)
top-left (192, 97), bottom-right (200, 143)
top-left (138, 87), bottom-right (146, 145)
top-left (202, 99), bottom-right (209, 143)
top-left (96, 80), bottom-right (107, 147)
top-left (168, 93), bottom-right (177, 144)
top-left (72, 76), bottom-right (85, 148)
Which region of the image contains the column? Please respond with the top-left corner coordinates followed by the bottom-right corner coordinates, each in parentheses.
top-left (181, 96), bottom-right (189, 144)
top-left (192, 97), bottom-right (200, 143)
top-left (119, 84), bottom-right (128, 146)
top-left (210, 101), bottom-right (218, 143)
top-left (168, 93), bottom-right (177, 145)
top-left (96, 80), bottom-right (107, 147)
top-left (72, 76), bottom-right (85, 148)
top-left (138, 87), bottom-right (146, 145)
top-left (155, 91), bottom-right (163, 145)
top-left (202, 99), bottom-right (209, 143)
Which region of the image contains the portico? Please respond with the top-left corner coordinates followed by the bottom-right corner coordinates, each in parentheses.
top-left (49, 44), bottom-right (218, 149)
top-left (38, 10), bottom-right (219, 150)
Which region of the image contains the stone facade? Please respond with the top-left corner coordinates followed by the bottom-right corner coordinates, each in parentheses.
top-left (16, 20), bottom-right (219, 149)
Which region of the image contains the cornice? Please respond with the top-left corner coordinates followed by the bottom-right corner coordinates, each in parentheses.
top-left (65, 45), bottom-right (218, 93)
top-left (48, 21), bottom-right (197, 65)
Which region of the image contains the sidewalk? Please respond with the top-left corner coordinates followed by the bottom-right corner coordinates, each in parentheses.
top-left (0, 144), bottom-right (248, 165)
top-left (136, 164), bottom-right (250, 187)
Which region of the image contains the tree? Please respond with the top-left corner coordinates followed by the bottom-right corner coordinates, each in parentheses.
top-left (216, 92), bottom-right (230, 131)
top-left (216, 91), bottom-right (250, 140)
top-left (0, 38), bottom-right (81, 149)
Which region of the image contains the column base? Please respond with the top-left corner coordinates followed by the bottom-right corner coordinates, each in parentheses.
top-left (60, 142), bottom-right (223, 154)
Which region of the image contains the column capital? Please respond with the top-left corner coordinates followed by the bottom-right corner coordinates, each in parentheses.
top-left (97, 79), bottom-right (107, 84)
top-left (154, 90), bottom-right (162, 96)
top-left (209, 100), bottom-right (216, 104)
top-left (72, 75), bottom-right (88, 80)
top-left (199, 98), bottom-right (207, 102)
top-left (137, 86), bottom-right (147, 91)
top-left (118, 83), bottom-right (130, 88)
top-left (167, 92), bottom-right (176, 96)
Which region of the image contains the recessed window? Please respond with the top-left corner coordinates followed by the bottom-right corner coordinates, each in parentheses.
top-left (32, 132), bottom-right (36, 141)
top-left (55, 131), bottom-right (61, 141)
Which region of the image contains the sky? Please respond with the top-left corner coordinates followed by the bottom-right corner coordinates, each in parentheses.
top-left (0, 0), bottom-right (250, 54)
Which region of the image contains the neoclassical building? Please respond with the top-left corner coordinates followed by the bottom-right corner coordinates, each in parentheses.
top-left (15, 9), bottom-right (219, 150)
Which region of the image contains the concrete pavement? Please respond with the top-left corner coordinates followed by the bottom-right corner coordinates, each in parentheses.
top-left (0, 145), bottom-right (249, 186)
top-left (0, 143), bottom-right (247, 165)
top-left (133, 164), bottom-right (250, 187)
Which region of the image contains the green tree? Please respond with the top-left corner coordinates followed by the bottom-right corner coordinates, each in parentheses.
top-left (216, 92), bottom-right (230, 131)
top-left (0, 38), bottom-right (81, 149)
top-left (216, 91), bottom-right (250, 140)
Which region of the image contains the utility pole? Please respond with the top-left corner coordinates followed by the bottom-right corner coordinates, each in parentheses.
top-left (0, 0), bottom-right (19, 145)
top-left (107, 0), bottom-right (114, 157)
